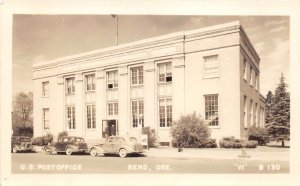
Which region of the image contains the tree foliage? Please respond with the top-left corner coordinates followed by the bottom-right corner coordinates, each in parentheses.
top-left (265, 91), bottom-right (273, 126)
top-left (248, 126), bottom-right (269, 145)
top-left (170, 112), bottom-right (212, 148)
top-left (12, 92), bottom-right (33, 136)
top-left (265, 74), bottom-right (290, 146)
top-left (141, 127), bottom-right (157, 147)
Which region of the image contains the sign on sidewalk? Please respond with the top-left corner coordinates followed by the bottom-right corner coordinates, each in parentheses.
top-left (140, 134), bottom-right (148, 149)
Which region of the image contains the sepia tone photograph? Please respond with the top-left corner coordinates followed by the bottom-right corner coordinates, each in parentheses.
top-left (11, 15), bottom-right (290, 174)
top-left (1, 0), bottom-right (300, 186)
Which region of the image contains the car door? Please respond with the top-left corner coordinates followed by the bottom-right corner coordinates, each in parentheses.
top-left (55, 138), bottom-right (67, 151)
top-left (112, 137), bottom-right (122, 153)
top-left (102, 137), bottom-right (114, 153)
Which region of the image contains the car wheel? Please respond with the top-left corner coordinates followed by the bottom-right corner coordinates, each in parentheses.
top-left (44, 147), bottom-right (52, 155)
top-left (119, 148), bottom-right (127, 158)
top-left (65, 148), bottom-right (72, 155)
top-left (12, 146), bottom-right (18, 153)
top-left (90, 148), bottom-right (97, 157)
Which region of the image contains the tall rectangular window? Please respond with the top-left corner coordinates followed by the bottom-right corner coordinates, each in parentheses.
top-left (43, 108), bottom-right (49, 130)
top-left (108, 102), bottom-right (118, 116)
top-left (255, 73), bottom-right (259, 90)
top-left (67, 106), bottom-right (76, 130)
top-left (86, 105), bottom-right (96, 129)
top-left (243, 58), bottom-right (247, 81)
top-left (244, 95), bottom-right (247, 128)
top-left (42, 81), bottom-right (49, 97)
top-left (250, 99), bottom-right (253, 126)
top-left (159, 98), bottom-right (172, 127)
top-left (107, 71), bottom-right (118, 89)
top-left (254, 103), bottom-right (258, 126)
top-left (203, 55), bottom-right (219, 79)
top-left (158, 62), bottom-right (172, 83)
top-left (66, 77), bottom-right (75, 94)
top-left (131, 67), bottom-right (143, 85)
top-left (253, 72), bottom-right (257, 88)
top-left (132, 100), bottom-right (144, 128)
top-left (85, 74), bottom-right (95, 91)
top-left (250, 66), bottom-right (253, 86)
top-left (205, 95), bottom-right (219, 126)
top-left (255, 103), bottom-right (258, 126)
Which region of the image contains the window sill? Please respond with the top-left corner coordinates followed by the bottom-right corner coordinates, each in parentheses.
top-left (42, 96), bottom-right (49, 98)
top-left (158, 127), bottom-right (171, 129)
top-left (107, 88), bottom-right (118, 90)
top-left (203, 76), bottom-right (219, 80)
top-left (208, 126), bottom-right (220, 129)
top-left (131, 84), bottom-right (144, 87)
top-left (85, 90), bottom-right (96, 93)
top-left (157, 82), bottom-right (172, 85)
top-left (86, 128), bottom-right (97, 131)
top-left (66, 93), bottom-right (75, 96)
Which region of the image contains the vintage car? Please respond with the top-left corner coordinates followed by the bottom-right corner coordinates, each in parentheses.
top-left (11, 136), bottom-right (33, 153)
top-left (89, 136), bottom-right (144, 158)
top-left (44, 136), bottom-right (88, 155)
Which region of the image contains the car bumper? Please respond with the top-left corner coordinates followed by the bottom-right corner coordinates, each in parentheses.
top-left (72, 148), bottom-right (88, 153)
top-left (18, 147), bottom-right (33, 152)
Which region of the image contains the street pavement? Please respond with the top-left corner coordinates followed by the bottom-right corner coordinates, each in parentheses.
top-left (12, 146), bottom-right (289, 174)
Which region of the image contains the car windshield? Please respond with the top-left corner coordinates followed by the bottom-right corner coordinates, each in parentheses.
top-left (20, 138), bottom-right (31, 142)
top-left (129, 137), bottom-right (138, 142)
top-left (75, 138), bottom-right (85, 142)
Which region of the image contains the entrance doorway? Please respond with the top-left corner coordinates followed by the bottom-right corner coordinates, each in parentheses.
top-left (102, 120), bottom-right (118, 138)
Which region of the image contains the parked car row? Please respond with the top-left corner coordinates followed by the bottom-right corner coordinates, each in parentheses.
top-left (11, 135), bottom-right (144, 158)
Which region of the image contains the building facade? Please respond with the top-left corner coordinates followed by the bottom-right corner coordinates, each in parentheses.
top-left (33, 21), bottom-right (265, 145)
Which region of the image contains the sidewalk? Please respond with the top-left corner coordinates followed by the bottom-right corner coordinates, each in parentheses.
top-left (144, 146), bottom-right (289, 161)
top-left (32, 145), bottom-right (289, 161)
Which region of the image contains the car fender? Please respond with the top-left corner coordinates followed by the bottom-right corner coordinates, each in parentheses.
top-left (119, 145), bottom-right (133, 153)
top-left (65, 145), bottom-right (77, 151)
top-left (44, 145), bottom-right (56, 151)
top-left (90, 146), bottom-right (104, 154)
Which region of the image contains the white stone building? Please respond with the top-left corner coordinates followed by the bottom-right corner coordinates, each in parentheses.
top-left (33, 21), bottom-right (265, 145)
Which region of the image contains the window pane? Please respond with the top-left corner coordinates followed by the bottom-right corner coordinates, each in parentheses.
top-left (92, 105), bottom-right (96, 128)
top-left (138, 68), bottom-right (143, 84)
top-left (114, 103), bottom-right (118, 115)
top-left (205, 95), bottom-right (218, 126)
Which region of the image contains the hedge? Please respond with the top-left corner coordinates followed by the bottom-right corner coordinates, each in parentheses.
top-left (219, 136), bottom-right (258, 149)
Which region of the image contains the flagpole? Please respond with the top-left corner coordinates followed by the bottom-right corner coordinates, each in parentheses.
top-left (111, 14), bottom-right (118, 46)
top-left (116, 15), bottom-right (118, 46)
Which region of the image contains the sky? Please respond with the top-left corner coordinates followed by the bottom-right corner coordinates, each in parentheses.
top-left (12, 15), bottom-right (289, 96)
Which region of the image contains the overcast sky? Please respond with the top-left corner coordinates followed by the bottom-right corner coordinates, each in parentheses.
top-left (12, 15), bottom-right (289, 96)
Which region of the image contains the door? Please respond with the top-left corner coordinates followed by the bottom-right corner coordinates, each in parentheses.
top-left (102, 120), bottom-right (118, 138)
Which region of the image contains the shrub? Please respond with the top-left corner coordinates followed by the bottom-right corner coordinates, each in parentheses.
top-left (201, 138), bottom-right (217, 148)
top-left (58, 131), bottom-right (68, 139)
top-left (141, 127), bottom-right (157, 147)
top-left (248, 126), bottom-right (270, 145)
top-left (246, 140), bottom-right (258, 148)
top-left (32, 137), bottom-right (44, 146)
top-left (170, 112), bottom-right (211, 148)
top-left (219, 136), bottom-right (257, 149)
top-left (32, 133), bottom-right (53, 146)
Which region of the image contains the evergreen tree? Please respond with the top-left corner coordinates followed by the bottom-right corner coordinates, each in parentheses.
top-left (266, 74), bottom-right (290, 147)
top-left (265, 91), bottom-right (273, 126)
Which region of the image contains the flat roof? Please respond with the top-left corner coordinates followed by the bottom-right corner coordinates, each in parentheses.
top-left (33, 21), bottom-right (259, 69)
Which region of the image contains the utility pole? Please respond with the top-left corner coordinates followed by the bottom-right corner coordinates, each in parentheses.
top-left (111, 14), bottom-right (118, 46)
